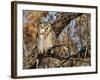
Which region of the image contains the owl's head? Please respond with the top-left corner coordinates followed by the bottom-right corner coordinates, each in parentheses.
top-left (38, 23), bottom-right (52, 35)
top-left (38, 24), bottom-right (45, 34)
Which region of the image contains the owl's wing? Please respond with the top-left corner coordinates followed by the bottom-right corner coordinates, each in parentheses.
top-left (52, 13), bottom-right (83, 38)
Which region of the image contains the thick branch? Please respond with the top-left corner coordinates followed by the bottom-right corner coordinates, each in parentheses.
top-left (52, 13), bottom-right (83, 37)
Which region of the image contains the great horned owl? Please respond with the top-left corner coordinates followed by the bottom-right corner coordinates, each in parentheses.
top-left (37, 23), bottom-right (55, 54)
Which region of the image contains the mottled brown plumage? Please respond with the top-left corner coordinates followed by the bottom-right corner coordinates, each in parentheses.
top-left (37, 23), bottom-right (55, 54)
